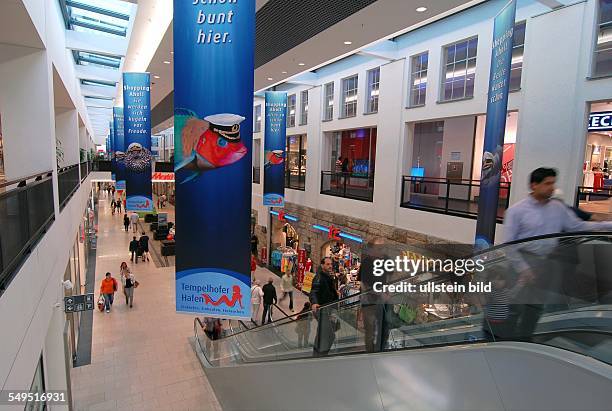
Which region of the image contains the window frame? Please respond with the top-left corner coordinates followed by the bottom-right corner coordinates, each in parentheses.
top-left (592, 0), bottom-right (612, 78)
top-left (285, 134), bottom-right (307, 191)
top-left (340, 74), bottom-right (359, 118)
top-left (323, 82), bottom-right (334, 121)
top-left (300, 90), bottom-right (309, 125)
top-left (439, 36), bottom-right (479, 103)
top-left (287, 94), bottom-right (296, 128)
top-left (365, 67), bottom-right (380, 114)
top-left (408, 51), bottom-right (429, 108)
top-left (253, 104), bottom-right (262, 133)
top-left (509, 20), bottom-right (527, 92)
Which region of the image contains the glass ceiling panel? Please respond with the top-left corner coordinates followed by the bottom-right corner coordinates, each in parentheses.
top-left (63, 0), bottom-right (133, 37)
top-left (74, 51), bottom-right (121, 69)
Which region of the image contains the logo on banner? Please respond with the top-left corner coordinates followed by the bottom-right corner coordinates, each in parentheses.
top-left (202, 285), bottom-right (244, 308)
top-left (278, 210), bottom-right (285, 221)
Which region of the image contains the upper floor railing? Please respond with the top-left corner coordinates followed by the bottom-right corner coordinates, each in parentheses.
top-left (400, 176), bottom-right (511, 222)
top-left (58, 164), bottom-right (80, 210)
top-left (0, 171), bottom-right (55, 294)
top-left (320, 171), bottom-right (374, 202)
top-left (91, 160), bottom-right (112, 172)
top-left (252, 166), bottom-right (261, 184)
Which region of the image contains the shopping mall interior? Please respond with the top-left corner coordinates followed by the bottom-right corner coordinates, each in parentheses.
top-left (1, 0), bottom-right (612, 410)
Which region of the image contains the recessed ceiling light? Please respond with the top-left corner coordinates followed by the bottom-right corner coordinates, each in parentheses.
top-left (416, 7), bottom-right (427, 12)
top-left (281, 71), bottom-right (288, 74)
top-left (298, 62), bottom-right (305, 66)
top-left (267, 77), bottom-right (273, 81)
top-left (154, 75), bottom-right (160, 79)
top-left (344, 41), bottom-right (352, 45)
top-left (170, 51), bottom-right (174, 54)
top-left (163, 60), bottom-right (171, 64)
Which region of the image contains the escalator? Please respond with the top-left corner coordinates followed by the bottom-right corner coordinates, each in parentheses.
top-left (193, 233), bottom-right (612, 410)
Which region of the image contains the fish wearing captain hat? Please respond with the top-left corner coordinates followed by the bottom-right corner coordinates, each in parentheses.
top-left (191, 113), bottom-right (248, 171)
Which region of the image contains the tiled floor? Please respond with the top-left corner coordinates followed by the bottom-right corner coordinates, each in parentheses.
top-left (70, 192), bottom-right (222, 411)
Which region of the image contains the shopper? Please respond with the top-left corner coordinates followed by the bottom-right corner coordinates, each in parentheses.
top-left (139, 231), bottom-right (150, 262)
top-left (129, 236), bottom-right (140, 263)
top-left (202, 317), bottom-right (222, 359)
top-left (250, 280), bottom-right (264, 325)
top-left (130, 212), bottom-right (139, 233)
top-left (99, 272), bottom-right (118, 313)
top-left (250, 254), bottom-right (257, 278)
top-left (250, 234), bottom-right (259, 257)
top-left (111, 199), bottom-right (116, 215)
top-left (503, 167), bottom-right (612, 338)
top-left (111, 186), bottom-right (116, 198)
top-left (310, 257), bottom-right (339, 356)
top-left (116, 198), bottom-right (122, 213)
top-left (261, 277), bottom-right (277, 325)
top-left (123, 213), bottom-right (129, 232)
top-left (279, 271), bottom-right (294, 311)
top-left (295, 301), bottom-right (312, 348)
top-left (120, 263), bottom-right (136, 308)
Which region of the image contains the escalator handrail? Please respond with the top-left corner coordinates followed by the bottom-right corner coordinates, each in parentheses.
top-left (202, 231), bottom-right (612, 341)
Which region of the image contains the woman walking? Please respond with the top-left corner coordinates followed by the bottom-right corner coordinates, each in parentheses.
top-left (120, 262), bottom-right (136, 308)
top-left (123, 213), bottom-right (130, 232)
top-left (250, 280), bottom-right (264, 325)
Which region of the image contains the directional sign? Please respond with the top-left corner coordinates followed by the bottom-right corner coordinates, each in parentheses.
top-left (64, 293), bottom-right (95, 313)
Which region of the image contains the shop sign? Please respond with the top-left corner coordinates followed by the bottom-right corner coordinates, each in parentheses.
top-left (270, 209), bottom-right (298, 222)
top-left (263, 91), bottom-right (287, 207)
top-left (296, 249), bottom-right (307, 289)
top-left (302, 272), bottom-right (315, 294)
top-left (152, 172), bottom-right (175, 182)
top-left (313, 224), bottom-right (364, 243)
top-left (588, 112), bottom-right (612, 132)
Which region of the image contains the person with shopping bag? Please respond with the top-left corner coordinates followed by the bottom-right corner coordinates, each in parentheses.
top-left (99, 272), bottom-right (118, 313)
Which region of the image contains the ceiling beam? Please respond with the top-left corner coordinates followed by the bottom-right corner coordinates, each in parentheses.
top-left (65, 30), bottom-right (127, 57)
top-left (357, 40), bottom-right (397, 62)
top-left (76, 65), bottom-right (120, 83)
top-left (81, 84), bottom-right (116, 99)
top-left (285, 71), bottom-right (319, 86)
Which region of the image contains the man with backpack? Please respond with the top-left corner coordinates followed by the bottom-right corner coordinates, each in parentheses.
top-left (100, 272), bottom-right (118, 313)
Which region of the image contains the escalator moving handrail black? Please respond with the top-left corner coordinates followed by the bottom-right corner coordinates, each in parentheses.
top-left (203, 232), bottom-right (612, 341)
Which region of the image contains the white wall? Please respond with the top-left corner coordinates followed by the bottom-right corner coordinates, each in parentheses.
top-left (55, 109), bottom-right (80, 167)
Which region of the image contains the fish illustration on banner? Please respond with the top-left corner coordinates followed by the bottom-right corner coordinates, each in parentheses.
top-left (174, 0), bottom-right (254, 319)
top-left (264, 150), bottom-right (284, 168)
top-left (175, 110), bottom-right (248, 184)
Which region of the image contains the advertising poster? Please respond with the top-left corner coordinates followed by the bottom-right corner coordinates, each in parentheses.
top-left (475, 0), bottom-right (516, 248)
top-left (173, 0), bottom-right (254, 318)
top-left (112, 108), bottom-right (126, 192)
top-left (122, 72), bottom-right (153, 212)
top-left (109, 121), bottom-right (116, 182)
top-left (263, 91), bottom-right (287, 206)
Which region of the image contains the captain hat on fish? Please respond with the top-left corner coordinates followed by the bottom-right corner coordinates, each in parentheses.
top-left (204, 113), bottom-right (246, 142)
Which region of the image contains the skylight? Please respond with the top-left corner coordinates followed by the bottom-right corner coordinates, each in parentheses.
top-left (81, 79), bottom-right (117, 88)
top-left (61, 0), bottom-right (132, 37)
top-left (73, 51), bottom-right (122, 69)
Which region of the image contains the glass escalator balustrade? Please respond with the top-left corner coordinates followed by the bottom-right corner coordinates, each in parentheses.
top-left (194, 233), bottom-right (612, 367)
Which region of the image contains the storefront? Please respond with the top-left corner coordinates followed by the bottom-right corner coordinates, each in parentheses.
top-left (269, 210), bottom-right (300, 273)
top-left (152, 172), bottom-right (175, 206)
top-left (286, 134), bottom-right (307, 190)
top-left (578, 102), bottom-right (612, 214)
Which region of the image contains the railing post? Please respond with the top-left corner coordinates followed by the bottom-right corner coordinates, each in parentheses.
top-left (445, 180), bottom-right (451, 213)
top-left (343, 173), bottom-right (347, 197)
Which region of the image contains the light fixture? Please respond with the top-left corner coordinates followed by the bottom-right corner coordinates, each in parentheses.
top-left (154, 75), bottom-right (160, 79)
top-left (416, 7), bottom-right (427, 12)
top-left (298, 62), bottom-right (305, 66)
top-left (170, 51), bottom-right (174, 54)
top-left (163, 60), bottom-right (171, 64)
top-left (344, 41), bottom-right (352, 45)
top-left (267, 77), bottom-right (273, 81)
top-left (281, 71), bottom-right (288, 74)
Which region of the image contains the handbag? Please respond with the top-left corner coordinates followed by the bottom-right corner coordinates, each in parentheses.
top-left (134, 280), bottom-right (140, 288)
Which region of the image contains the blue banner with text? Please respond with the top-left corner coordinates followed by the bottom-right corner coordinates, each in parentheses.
top-left (173, 0), bottom-right (254, 318)
top-left (123, 72), bottom-right (153, 212)
top-left (112, 108), bottom-right (126, 191)
top-left (475, 0), bottom-right (516, 248)
top-left (263, 91), bottom-right (287, 207)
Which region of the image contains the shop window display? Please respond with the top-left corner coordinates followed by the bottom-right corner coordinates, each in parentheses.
top-left (285, 134), bottom-right (307, 190)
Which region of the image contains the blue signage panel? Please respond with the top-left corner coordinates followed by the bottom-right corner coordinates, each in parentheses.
top-left (588, 111), bottom-right (612, 132)
top-left (263, 91), bottom-right (287, 207)
top-left (113, 108), bottom-right (126, 191)
top-left (122, 72), bottom-right (153, 212)
top-left (173, 0), bottom-right (255, 318)
top-left (110, 121), bottom-right (116, 181)
top-left (475, 0), bottom-right (516, 249)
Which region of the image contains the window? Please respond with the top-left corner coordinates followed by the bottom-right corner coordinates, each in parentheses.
top-left (341, 75), bottom-right (358, 118)
top-left (73, 50), bottom-right (121, 69)
top-left (300, 90), bottom-right (309, 125)
top-left (60, 0), bottom-right (133, 38)
top-left (286, 134), bottom-right (307, 190)
top-left (365, 67), bottom-right (380, 113)
top-left (287, 94), bottom-right (296, 127)
top-left (253, 105), bottom-right (262, 133)
top-left (510, 21), bottom-right (526, 91)
top-left (323, 82), bottom-right (334, 120)
top-left (441, 37), bottom-right (478, 101)
top-left (409, 52), bottom-right (428, 107)
top-left (594, 0), bottom-right (612, 77)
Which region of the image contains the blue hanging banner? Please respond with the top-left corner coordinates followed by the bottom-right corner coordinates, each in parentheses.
top-left (112, 108), bottom-right (126, 192)
top-left (173, 0), bottom-right (254, 318)
top-left (109, 121), bottom-right (116, 182)
top-left (122, 72), bottom-right (153, 212)
top-left (263, 91), bottom-right (287, 207)
top-left (475, 0), bottom-right (516, 249)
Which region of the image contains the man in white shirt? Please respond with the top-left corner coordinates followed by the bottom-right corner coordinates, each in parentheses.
top-left (130, 212), bottom-right (139, 233)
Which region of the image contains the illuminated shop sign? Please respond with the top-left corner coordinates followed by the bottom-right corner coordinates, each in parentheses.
top-left (151, 172), bottom-right (175, 182)
top-left (270, 209), bottom-right (298, 222)
top-left (312, 224), bottom-right (364, 243)
top-left (588, 112), bottom-right (612, 132)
